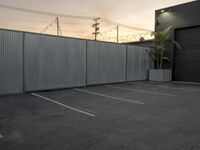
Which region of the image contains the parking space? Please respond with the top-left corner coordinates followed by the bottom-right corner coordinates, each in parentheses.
top-left (128, 81), bottom-right (200, 92)
top-left (0, 81), bottom-right (200, 150)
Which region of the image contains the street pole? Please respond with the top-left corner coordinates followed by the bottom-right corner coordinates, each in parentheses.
top-left (56, 17), bottom-right (59, 36)
top-left (92, 17), bottom-right (100, 40)
top-left (117, 26), bottom-right (119, 43)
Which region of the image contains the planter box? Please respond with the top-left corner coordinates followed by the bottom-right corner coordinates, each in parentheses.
top-left (149, 69), bottom-right (172, 81)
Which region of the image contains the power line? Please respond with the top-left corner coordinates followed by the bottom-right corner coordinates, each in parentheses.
top-left (119, 32), bottom-right (151, 39)
top-left (40, 17), bottom-right (62, 36)
top-left (99, 26), bottom-right (117, 36)
top-left (0, 16), bottom-right (92, 25)
top-left (61, 20), bottom-right (91, 25)
top-left (0, 23), bottom-right (43, 30)
top-left (99, 26), bottom-right (119, 43)
top-left (118, 32), bottom-right (152, 42)
top-left (0, 3), bottom-right (96, 19)
top-left (0, 16), bottom-right (53, 22)
top-left (97, 30), bottom-right (152, 43)
top-left (0, 4), bottom-right (153, 32)
top-left (40, 18), bottom-right (57, 33)
top-left (101, 18), bottom-right (152, 32)
top-left (0, 3), bottom-right (154, 40)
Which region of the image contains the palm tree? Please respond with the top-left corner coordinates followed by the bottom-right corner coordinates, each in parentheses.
top-left (150, 26), bottom-right (181, 69)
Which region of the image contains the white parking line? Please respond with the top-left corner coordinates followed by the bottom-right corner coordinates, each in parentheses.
top-left (158, 85), bottom-right (200, 92)
top-left (31, 93), bottom-right (95, 117)
top-left (74, 89), bottom-right (144, 105)
top-left (141, 83), bottom-right (199, 92)
top-left (173, 81), bottom-right (200, 85)
top-left (106, 85), bottom-right (177, 97)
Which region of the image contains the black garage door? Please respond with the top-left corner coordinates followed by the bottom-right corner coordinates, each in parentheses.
top-left (174, 26), bottom-right (200, 82)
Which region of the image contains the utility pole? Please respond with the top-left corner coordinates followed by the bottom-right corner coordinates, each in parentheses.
top-left (56, 16), bottom-right (62, 36)
top-left (116, 26), bottom-right (119, 43)
top-left (92, 17), bottom-right (100, 40)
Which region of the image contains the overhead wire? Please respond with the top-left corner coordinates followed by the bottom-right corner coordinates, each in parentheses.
top-left (0, 16), bottom-right (54, 22)
top-left (101, 18), bottom-right (152, 32)
top-left (0, 3), bottom-right (152, 31)
top-left (0, 3), bottom-right (96, 19)
top-left (99, 26), bottom-right (118, 36)
top-left (0, 23), bottom-right (44, 30)
top-left (40, 18), bottom-right (57, 33)
top-left (0, 3), bottom-right (153, 42)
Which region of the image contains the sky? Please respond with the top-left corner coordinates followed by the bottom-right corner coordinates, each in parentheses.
top-left (0, 0), bottom-right (194, 42)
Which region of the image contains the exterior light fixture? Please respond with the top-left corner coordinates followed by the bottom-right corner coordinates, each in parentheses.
top-left (160, 8), bottom-right (172, 13)
top-left (160, 9), bottom-right (165, 13)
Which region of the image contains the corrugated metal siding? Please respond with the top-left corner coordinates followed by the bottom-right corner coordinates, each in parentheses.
top-left (0, 29), bottom-right (152, 95)
top-left (127, 46), bottom-right (151, 81)
top-left (24, 34), bottom-right (86, 91)
top-left (0, 30), bottom-right (23, 95)
top-left (87, 41), bottom-right (126, 85)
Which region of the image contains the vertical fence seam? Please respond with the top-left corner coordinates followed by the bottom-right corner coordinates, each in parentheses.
top-left (22, 33), bottom-right (25, 92)
top-left (85, 40), bottom-right (88, 86)
top-left (125, 45), bottom-right (128, 81)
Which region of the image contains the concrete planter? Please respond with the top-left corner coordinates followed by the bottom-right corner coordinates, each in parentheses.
top-left (149, 69), bottom-right (172, 81)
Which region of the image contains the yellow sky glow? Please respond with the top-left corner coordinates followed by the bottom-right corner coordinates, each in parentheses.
top-left (0, 0), bottom-right (194, 42)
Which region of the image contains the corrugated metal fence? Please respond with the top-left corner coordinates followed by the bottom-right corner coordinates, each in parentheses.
top-left (127, 45), bottom-right (151, 81)
top-left (24, 33), bottom-right (86, 91)
top-left (0, 30), bottom-right (23, 95)
top-left (87, 41), bottom-right (127, 85)
top-left (0, 29), bottom-right (151, 95)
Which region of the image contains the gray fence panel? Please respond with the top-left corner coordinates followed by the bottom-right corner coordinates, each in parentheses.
top-left (87, 41), bottom-right (126, 85)
top-left (24, 34), bottom-right (86, 91)
top-left (0, 30), bottom-right (23, 95)
top-left (127, 45), bottom-right (151, 81)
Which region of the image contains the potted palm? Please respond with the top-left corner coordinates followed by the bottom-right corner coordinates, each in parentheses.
top-left (149, 26), bottom-right (181, 81)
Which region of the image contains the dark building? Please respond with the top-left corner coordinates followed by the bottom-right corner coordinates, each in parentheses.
top-left (125, 39), bottom-right (155, 48)
top-left (155, 0), bottom-right (200, 82)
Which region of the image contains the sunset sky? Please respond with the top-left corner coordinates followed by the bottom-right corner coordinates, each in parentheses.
top-left (0, 0), bottom-right (194, 42)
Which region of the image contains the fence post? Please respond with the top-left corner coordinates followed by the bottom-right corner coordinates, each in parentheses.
top-left (125, 45), bottom-right (128, 82)
top-left (85, 40), bottom-right (88, 86)
top-left (22, 32), bottom-right (25, 93)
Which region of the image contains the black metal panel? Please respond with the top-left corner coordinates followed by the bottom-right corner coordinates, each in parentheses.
top-left (174, 26), bottom-right (200, 82)
top-left (155, 1), bottom-right (200, 69)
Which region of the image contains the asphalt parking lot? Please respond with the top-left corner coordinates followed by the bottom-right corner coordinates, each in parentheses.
top-left (0, 81), bottom-right (200, 150)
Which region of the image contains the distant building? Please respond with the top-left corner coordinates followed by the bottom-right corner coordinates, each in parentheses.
top-left (125, 39), bottom-right (155, 48)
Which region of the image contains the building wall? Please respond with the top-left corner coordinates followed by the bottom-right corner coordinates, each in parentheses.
top-left (126, 40), bottom-right (155, 48)
top-left (155, 1), bottom-right (200, 68)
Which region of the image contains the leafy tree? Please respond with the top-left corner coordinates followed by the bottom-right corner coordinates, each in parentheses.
top-left (150, 26), bottom-right (181, 69)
